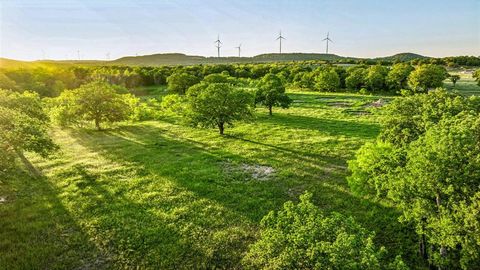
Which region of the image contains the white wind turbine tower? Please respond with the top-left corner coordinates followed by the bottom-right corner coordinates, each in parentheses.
top-left (235, 44), bottom-right (242, 57)
top-left (276, 31), bottom-right (286, 54)
top-left (214, 35), bottom-right (222, 58)
top-left (323, 32), bottom-right (333, 54)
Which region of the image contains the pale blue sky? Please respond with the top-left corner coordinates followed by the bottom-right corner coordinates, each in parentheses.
top-left (1, 0), bottom-right (479, 60)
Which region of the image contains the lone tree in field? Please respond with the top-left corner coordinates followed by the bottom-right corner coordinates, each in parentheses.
top-left (166, 71), bottom-right (200, 95)
top-left (51, 80), bottom-right (136, 130)
top-left (0, 89), bottom-right (57, 174)
top-left (448, 74), bottom-right (460, 87)
top-left (255, 73), bottom-right (292, 116)
top-left (407, 64), bottom-right (447, 93)
top-left (186, 78), bottom-right (254, 135)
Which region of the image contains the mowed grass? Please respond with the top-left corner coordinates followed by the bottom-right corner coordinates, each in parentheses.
top-left (1, 91), bottom-right (421, 269)
top-left (444, 71), bottom-right (479, 96)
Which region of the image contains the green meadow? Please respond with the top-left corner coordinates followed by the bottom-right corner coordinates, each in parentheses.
top-left (2, 89), bottom-right (425, 269)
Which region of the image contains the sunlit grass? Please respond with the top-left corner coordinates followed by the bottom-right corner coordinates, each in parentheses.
top-left (1, 91), bottom-right (422, 269)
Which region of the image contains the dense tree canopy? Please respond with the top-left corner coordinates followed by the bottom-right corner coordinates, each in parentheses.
top-left (386, 63), bottom-right (414, 91)
top-left (365, 65), bottom-right (388, 92)
top-left (50, 81), bottom-right (137, 130)
top-left (314, 68), bottom-right (340, 92)
top-left (0, 89), bottom-right (57, 173)
top-left (407, 64), bottom-right (447, 93)
top-left (348, 90), bottom-right (480, 269)
top-left (243, 192), bottom-right (407, 270)
top-left (166, 71), bottom-right (200, 95)
top-left (379, 89), bottom-right (480, 146)
top-left (345, 67), bottom-right (367, 90)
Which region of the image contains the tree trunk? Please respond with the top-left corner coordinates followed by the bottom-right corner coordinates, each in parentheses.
top-left (420, 233), bottom-right (428, 260)
top-left (268, 105), bottom-right (273, 116)
top-left (218, 122), bottom-right (224, 135)
top-left (95, 118), bottom-right (101, 130)
top-left (436, 193), bottom-right (447, 270)
top-left (15, 149), bottom-right (40, 178)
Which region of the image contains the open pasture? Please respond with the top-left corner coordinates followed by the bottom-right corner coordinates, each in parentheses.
top-left (0, 90), bottom-right (420, 269)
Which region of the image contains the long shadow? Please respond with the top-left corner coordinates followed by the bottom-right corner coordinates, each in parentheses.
top-left (69, 125), bottom-right (287, 222)
top-left (0, 169), bottom-right (106, 269)
top-left (54, 163), bottom-right (211, 269)
top-left (224, 134), bottom-right (346, 168)
top-left (68, 124), bottom-right (421, 267)
top-left (257, 113), bottom-right (380, 139)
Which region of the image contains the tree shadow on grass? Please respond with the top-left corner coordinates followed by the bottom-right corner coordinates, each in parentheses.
top-left (257, 113), bottom-right (380, 139)
top-left (64, 127), bottom-right (264, 268)
top-left (55, 163), bottom-right (215, 269)
top-left (0, 169), bottom-right (106, 269)
top-left (67, 123), bottom-right (421, 267)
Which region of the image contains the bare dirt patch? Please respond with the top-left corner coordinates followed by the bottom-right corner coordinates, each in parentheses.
top-left (368, 98), bottom-right (386, 108)
top-left (241, 164), bottom-right (275, 181)
top-left (222, 162), bottom-right (275, 181)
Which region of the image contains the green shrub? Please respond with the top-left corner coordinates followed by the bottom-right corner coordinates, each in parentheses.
top-left (243, 192), bottom-right (406, 270)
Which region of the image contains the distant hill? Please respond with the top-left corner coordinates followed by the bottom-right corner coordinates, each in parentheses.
top-left (111, 52), bottom-right (361, 66)
top-left (2, 52), bottom-right (430, 68)
top-left (0, 58), bottom-right (31, 68)
top-left (0, 57), bottom-right (104, 68)
top-left (375, 53), bottom-right (428, 62)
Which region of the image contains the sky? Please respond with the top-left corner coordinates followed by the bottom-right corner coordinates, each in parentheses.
top-left (0, 0), bottom-right (479, 60)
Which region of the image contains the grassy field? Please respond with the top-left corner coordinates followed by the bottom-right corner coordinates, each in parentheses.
top-left (3, 81), bottom-right (479, 268)
top-left (444, 71), bottom-right (479, 95)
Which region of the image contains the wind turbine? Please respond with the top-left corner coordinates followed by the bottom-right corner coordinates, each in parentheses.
top-left (214, 35), bottom-right (222, 57)
top-left (235, 44), bottom-right (242, 57)
top-left (276, 31), bottom-right (286, 54)
top-left (323, 32), bottom-right (333, 54)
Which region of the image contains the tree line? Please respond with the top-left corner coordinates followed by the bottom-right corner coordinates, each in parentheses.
top-left (1, 60), bottom-right (478, 98)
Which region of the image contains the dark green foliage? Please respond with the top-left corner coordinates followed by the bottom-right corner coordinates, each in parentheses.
top-left (243, 192), bottom-right (407, 270)
top-left (314, 69), bottom-right (340, 92)
top-left (186, 75), bottom-right (254, 134)
top-left (166, 71), bottom-right (200, 95)
top-left (348, 90), bottom-right (480, 269)
top-left (448, 74), bottom-right (460, 87)
top-left (386, 63), bottom-right (414, 91)
top-left (365, 65), bottom-right (388, 92)
top-left (345, 67), bottom-right (367, 90)
top-left (255, 73), bottom-right (292, 115)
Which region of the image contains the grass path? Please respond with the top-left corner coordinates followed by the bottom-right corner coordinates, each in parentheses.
top-left (1, 91), bottom-right (420, 269)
